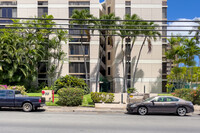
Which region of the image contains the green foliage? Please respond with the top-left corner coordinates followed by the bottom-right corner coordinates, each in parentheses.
top-left (127, 88), bottom-right (136, 94)
top-left (43, 86), bottom-right (53, 90)
top-left (0, 15), bottom-right (68, 89)
top-left (54, 75), bottom-right (89, 94)
top-left (7, 86), bottom-right (27, 95)
top-left (166, 84), bottom-right (174, 93)
top-left (91, 92), bottom-right (115, 103)
top-left (172, 87), bottom-right (200, 105)
top-left (57, 87), bottom-right (84, 106)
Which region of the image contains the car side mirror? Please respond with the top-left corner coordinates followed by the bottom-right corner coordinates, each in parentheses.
top-left (151, 100), bottom-right (155, 105)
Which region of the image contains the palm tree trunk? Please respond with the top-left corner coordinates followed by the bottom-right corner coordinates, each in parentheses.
top-left (80, 31), bottom-right (89, 86)
top-left (121, 38), bottom-right (125, 93)
top-left (133, 36), bottom-right (147, 88)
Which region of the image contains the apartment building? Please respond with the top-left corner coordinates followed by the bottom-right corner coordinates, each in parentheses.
top-left (102, 0), bottom-right (168, 93)
top-left (0, 0), bottom-right (168, 93)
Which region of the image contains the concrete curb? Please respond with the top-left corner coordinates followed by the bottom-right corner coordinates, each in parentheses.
top-left (43, 105), bottom-right (200, 113)
top-left (43, 106), bottom-right (126, 113)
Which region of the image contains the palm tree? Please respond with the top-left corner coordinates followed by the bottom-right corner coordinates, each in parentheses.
top-left (94, 13), bottom-right (120, 92)
top-left (123, 14), bottom-right (141, 92)
top-left (117, 25), bottom-right (130, 93)
top-left (132, 22), bottom-right (161, 88)
top-left (71, 9), bottom-right (94, 86)
top-left (182, 38), bottom-right (200, 88)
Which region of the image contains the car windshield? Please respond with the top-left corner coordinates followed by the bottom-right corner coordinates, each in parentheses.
top-left (143, 97), bottom-right (155, 102)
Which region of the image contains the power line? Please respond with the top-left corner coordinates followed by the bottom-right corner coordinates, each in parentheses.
top-left (1, 22), bottom-right (200, 28)
top-left (0, 31), bottom-right (198, 38)
top-left (0, 26), bottom-right (199, 32)
top-left (1, 17), bottom-right (200, 23)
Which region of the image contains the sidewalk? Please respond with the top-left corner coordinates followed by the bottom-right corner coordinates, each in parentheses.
top-left (43, 105), bottom-right (200, 114)
top-left (43, 106), bottom-right (126, 113)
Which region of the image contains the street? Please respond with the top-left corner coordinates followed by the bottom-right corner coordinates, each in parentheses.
top-left (0, 110), bottom-right (200, 133)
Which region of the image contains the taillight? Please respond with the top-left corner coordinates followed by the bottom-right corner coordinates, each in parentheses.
top-left (39, 99), bottom-right (41, 103)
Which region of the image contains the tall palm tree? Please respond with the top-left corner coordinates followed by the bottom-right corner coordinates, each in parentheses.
top-left (71, 9), bottom-right (94, 86)
top-left (94, 13), bottom-right (120, 92)
top-left (123, 14), bottom-right (141, 92)
top-left (132, 22), bottom-right (161, 87)
top-left (182, 38), bottom-right (200, 88)
top-left (117, 24), bottom-right (130, 93)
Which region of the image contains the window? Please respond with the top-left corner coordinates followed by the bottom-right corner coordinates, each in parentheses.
top-left (38, 62), bottom-right (48, 79)
top-left (69, 7), bottom-right (89, 17)
top-left (38, 7), bottom-right (48, 17)
top-left (108, 67), bottom-right (111, 75)
top-left (69, 62), bottom-right (89, 73)
top-left (69, 44), bottom-right (89, 55)
top-left (0, 1), bottom-right (17, 5)
top-left (38, 1), bottom-right (48, 5)
top-left (69, 38), bottom-right (89, 42)
top-left (69, 1), bottom-right (90, 5)
top-left (167, 97), bottom-right (179, 102)
top-left (107, 7), bottom-right (111, 14)
top-left (125, 7), bottom-right (131, 15)
top-left (108, 52), bottom-right (111, 60)
top-left (162, 7), bottom-right (167, 19)
top-left (0, 90), bottom-right (6, 97)
top-left (125, 1), bottom-right (131, 6)
top-left (0, 8), bottom-right (17, 18)
top-left (7, 91), bottom-right (14, 97)
top-left (162, 1), bottom-right (167, 6)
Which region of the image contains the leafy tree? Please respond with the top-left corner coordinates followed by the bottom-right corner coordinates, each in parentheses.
top-left (0, 15), bottom-right (68, 90)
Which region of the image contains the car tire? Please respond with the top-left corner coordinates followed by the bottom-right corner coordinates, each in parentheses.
top-left (22, 103), bottom-right (33, 112)
top-left (138, 106), bottom-right (148, 115)
top-left (177, 107), bottom-right (187, 116)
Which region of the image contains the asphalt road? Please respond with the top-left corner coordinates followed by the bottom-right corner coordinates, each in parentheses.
top-left (0, 110), bottom-right (200, 133)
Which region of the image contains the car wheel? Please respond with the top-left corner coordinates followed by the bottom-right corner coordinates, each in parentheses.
top-left (138, 106), bottom-right (148, 115)
top-left (23, 103), bottom-right (33, 112)
top-left (177, 107), bottom-right (187, 116)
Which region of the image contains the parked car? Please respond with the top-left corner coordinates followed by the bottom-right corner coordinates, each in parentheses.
top-left (127, 96), bottom-right (194, 116)
top-left (0, 90), bottom-right (45, 112)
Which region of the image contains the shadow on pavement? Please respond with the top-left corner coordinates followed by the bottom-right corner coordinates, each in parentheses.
top-left (0, 107), bottom-right (46, 112)
top-left (125, 112), bottom-right (192, 117)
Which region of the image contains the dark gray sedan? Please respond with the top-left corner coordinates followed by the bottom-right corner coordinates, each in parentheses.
top-left (127, 96), bottom-right (194, 116)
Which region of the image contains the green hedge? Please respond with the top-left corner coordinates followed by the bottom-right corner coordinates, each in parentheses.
top-left (172, 87), bottom-right (200, 105)
top-left (57, 87), bottom-right (84, 106)
top-left (91, 92), bottom-right (114, 103)
top-left (54, 75), bottom-right (89, 94)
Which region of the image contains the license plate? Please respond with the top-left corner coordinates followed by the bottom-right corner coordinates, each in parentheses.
top-left (129, 95), bottom-right (133, 98)
top-left (40, 104), bottom-right (46, 107)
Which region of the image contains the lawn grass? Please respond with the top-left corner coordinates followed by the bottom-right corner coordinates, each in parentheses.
top-left (46, 98), bottom-right (59, 106)
top-left (27, 93), bottom-right (58, 97)
top-left (81, 94), bottom-right (94, 107)
top-left (27, 93), bottom-right (94, 107)
top-left (158, 93), bottom-right (172, 96)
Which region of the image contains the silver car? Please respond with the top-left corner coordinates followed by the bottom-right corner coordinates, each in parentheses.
top-left (127, 96), bottom-right (194, 116)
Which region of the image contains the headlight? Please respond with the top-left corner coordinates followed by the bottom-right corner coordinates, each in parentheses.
top-left (130, 104), bottom-right (137, 108)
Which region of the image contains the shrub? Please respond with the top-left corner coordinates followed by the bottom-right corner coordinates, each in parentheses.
top-left (172, 88), bottom-right (200, 105)
top-left (54, 75), bottom-right (89, 94)
top-left (91, 92), bottom-right (115, 103)
top-left (127, 88), bottom-right (136, 94)
top-left (57, 87), bottom-right (84, 106)
top-left (7, 86), bottom-right (27, 95)
top-left (43, 86), bottom-right (53, 90)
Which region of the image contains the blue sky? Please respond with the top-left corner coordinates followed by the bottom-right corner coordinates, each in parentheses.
top-left (99, 0), bottom-right (200, 65)
top-left (99, 0), bottom-right (200, 20)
